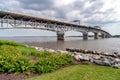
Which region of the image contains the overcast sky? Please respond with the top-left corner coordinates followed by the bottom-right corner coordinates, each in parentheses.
top-left (0, 0), bottom-right (120, 36)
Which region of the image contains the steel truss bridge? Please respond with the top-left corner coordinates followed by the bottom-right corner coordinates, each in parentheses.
top-left (0, 10), bottom-right (112, 40)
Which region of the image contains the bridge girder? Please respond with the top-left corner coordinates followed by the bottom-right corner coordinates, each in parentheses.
top-left (0, 11), bottom-right (112, 40)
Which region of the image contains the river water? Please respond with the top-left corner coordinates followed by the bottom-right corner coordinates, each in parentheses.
top-left (0, 36), bottom-right (120, 53)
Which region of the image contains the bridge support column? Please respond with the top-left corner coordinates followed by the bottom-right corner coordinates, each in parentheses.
top-left (94, 32), bottom-right (99, 39)
top-left (83, 33), bottom-right (88, 40)
top-left (106, 35), bottom-right (111, 38)
top-left (101, 33), bottom-right (105, 38)
top-left (105, 35), bottom-right (110, 38)
top-left (0, 19), bottom-right (3, 28)
top-left (57, 32), bottom-right (64, 40)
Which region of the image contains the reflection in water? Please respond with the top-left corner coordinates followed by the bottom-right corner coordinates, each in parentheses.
top-left (0, 36), bottom-right (120, 53)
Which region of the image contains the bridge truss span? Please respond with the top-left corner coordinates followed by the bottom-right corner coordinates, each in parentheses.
top-left (0, 10), bottom-right (112, 40)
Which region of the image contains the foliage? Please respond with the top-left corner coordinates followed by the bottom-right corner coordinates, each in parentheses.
top-left (27, 65), bottom-right (120, 80)
top-left (34, 54), bottom-right (74, 73)
top-left (0, 45), bottom-right (33, 74)
top-left (0, 40), bottom-right (74, 74)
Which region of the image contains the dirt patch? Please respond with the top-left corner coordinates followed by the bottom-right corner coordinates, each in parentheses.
top-left (0, 72), bottom-right (40, 80)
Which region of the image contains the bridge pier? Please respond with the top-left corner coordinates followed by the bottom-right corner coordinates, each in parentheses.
top-left (0, 20), bottom-right (3, 28)
top-left (57, 32), bottom-right (64, 40)
top-left (101, 33), bottom-right (105, 38)
top-left (105, 35), bottom-right (111, 38)
top-left (83, 33), bottom-right (88, 40)
top-left (94, 32), bottom-right (99, 39)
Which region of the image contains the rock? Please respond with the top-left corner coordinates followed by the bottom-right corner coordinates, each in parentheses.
top-left (107, 56), bottom-right (115, 61)
top-left (113, 63), bottom-right (120, 68)
top-left (92, 50), bottom-right (96, 54)
top-left (37, 47), bottom-right (44, 51)
top-left (69, 48), bottom-right (75, 52)
top-left (74, 55), bottom-right (81, 61)
top-left (61, 51), bottom-right (69, 54)
top-left (103, 52), bottom-right (109, 55)
top-left (79, 49), bottom-right (82, 52)
top-left (114, 52), bottom-right (118, 54)
top-left (93, 60), bottom-right (104, 65)
top-left (80, 55), bottom-right (90, 61)
top-left (66, 48), bottom-right (120, 68)
top-left (49, 49), bottom-right (55, 53)
top-left (74, 49), bottom-right (80, 52)
top-left (114, 58), bottom-right (120, 62)
top-left (34, 46), bottom-right (39, 50)
top-left (116, 53), bottom-right (120, 57)
top-left (96, 51), bottom-right (103, 55)
top-left (102, 58), bottom-right (111, 66)
top-left (66, 48), bottom-right (70, 51)
top-left (84, 50), bottom-right (88, 53)
top-left (80, 49), bottom-right (85, 53)
top-left (87, 50), bottom-right (93, 53)
top-left (73, 54), bottom-right (90, 61)
top-left (109, 54), bottom-right (117, 58)
top-left (57, 50), bottom-right (68, 54)
top-left (92, 55), bottom-right (101, 60)
top-left (93, 58), bottom-right (111, 66)
top-left (73, 52), bottom-right (80, 55)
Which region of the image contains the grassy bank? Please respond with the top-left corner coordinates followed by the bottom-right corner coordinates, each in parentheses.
top-left (1, 40), bottom-right (120, 80)
top-left (0, 40), bottom-right (74, 74)
top-left (27, 65), bottom-right (120, 80)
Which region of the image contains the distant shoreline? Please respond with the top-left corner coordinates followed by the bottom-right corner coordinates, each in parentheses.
top-left (112, 35), bottom-right (120, 38)
top-left (0, 35), bottom-right (94, 37)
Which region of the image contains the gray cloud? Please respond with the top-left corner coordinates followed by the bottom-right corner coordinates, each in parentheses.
top-left (0, 0), bottom-right (120, 35)
top-left (19, 0), bottom-right (54, 11)
top-left (1, 0), bottom-right (118, 24)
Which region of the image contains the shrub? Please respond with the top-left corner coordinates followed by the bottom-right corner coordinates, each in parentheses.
top-left (34, 54), bottom-right (74, 73)
top-left (0, 45), bottom-right (33, 74)
top-left (0, 40), bottom-right (75, 74)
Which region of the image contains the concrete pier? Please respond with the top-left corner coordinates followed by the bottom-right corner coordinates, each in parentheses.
top-left (57, 32), bottom-right (64, 40)
top-left (94, 32), bottom-right (99, 39)
top-left (83, 33), bottom-right (88, 40)
top-left (101, 33), bottom-right (105, 38)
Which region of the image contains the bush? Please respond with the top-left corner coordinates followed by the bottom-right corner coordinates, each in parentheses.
top-left (34, 54), bottom-right (74, 73)
top-left (0, 40), bottom-right (75, 74)
top-left (0, 45), bottom-right (33, 74)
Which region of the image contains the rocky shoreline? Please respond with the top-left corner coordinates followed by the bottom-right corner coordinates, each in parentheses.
top-left (31, 46), bottom-right (120, 68)
top-left (31, 46), bottom-right (69, 54)
top-left (66, 48), bottom-right (120, 68)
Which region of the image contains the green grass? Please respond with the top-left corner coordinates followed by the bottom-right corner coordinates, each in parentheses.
top-left (27, 65), bottom-right (120, 80)
top-left (0, 40), bottom-right (25, 47)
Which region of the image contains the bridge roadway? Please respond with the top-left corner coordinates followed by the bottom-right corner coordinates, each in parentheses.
top-left (0, 10), bottom-right (112, 40)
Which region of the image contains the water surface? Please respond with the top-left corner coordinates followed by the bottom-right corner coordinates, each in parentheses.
top-left (0, 36), bottom-right (120, 53)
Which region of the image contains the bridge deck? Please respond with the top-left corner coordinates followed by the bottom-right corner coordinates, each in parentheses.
top-left (0, 10), bottom-right (112, 37)
top-left (0, 10), bottom-right (87, 27)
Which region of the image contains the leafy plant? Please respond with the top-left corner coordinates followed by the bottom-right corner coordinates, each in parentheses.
top-left (0, 40), bottom-right (75, 74)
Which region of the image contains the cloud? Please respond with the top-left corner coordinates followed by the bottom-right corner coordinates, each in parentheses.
top-left (20, 0), bottom-right (54, 11)
top-left (0, 0), bottom-right (120, 35)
